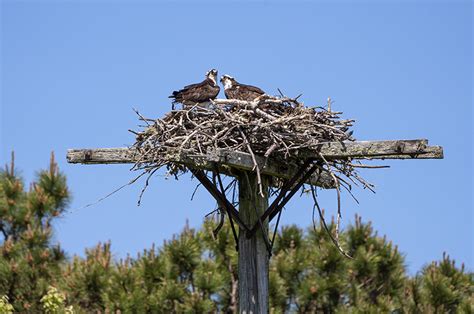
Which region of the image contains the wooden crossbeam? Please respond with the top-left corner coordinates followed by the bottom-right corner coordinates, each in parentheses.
top-left (298, 139), bottom-right (443, 159)
top-left (66, 147), bottom-right (336, 187)
top-left (66, 139), bottom-right (443, 188)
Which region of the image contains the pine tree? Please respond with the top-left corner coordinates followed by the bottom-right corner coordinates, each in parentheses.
top-left (404, 252), bottom-right (473, 313)
top-left (0, 152), bottom-right (70, 312)
top-left (59, 215), bottom-right (472, 313)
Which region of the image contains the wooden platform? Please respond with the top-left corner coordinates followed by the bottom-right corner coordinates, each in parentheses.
top-left (67, 139), bottom-right (443, 188)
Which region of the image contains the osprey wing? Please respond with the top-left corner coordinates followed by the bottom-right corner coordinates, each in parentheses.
top-left (240, 83), bottom-right (265, 95)
top-left (169, 79), bottom-right (219, 105)
top-left (230, 82), bottom-right (265, 101)
top-left (182, 80), bottom-right (207, 90)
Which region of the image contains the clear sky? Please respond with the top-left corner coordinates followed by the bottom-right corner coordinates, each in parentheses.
top-left (1, 0), bottom-right (472, 274)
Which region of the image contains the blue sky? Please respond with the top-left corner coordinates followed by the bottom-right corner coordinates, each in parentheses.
top-left (1, 0), bottom-right (472, 274)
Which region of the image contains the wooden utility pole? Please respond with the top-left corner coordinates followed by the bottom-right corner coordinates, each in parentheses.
top-left (238, 172), bottom-right (269, 313)
top-left (67, 138), bottom-right (443, 313)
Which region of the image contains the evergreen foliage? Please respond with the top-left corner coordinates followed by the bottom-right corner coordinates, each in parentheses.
top-left (0, 154), bottom-right (472, 312)
top-left (0, 153), bottom-right (70, 312)
top-left (0, 295), bottom-right (14, 313)
top-left (40, 286), bottom-right (73, 313)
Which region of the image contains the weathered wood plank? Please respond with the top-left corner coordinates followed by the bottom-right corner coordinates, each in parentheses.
top-left (66, 139), bottom-right (443, 164)
top-left (66, 139), bottom-right (443, 188)
top-left (302, 139), bottom-right (441, 159)
top-left (207, 149), bottom-right (335, 188)
top-left (67, 147), bottom-right (336, 188)
top-left (350, 145), bottom-right (443, 160)
top-left (67, 147), bottom-right (139, 164)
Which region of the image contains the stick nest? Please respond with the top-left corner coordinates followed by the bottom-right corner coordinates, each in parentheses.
top-left (131, 96), bottom-right (355, 175)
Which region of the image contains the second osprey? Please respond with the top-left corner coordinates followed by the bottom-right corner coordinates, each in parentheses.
top-left (220, 75), bottom-right (265, 101)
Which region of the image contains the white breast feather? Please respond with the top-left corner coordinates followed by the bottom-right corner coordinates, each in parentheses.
top-left (209, 76), bottom-right (217, 86)
top-left (223, 80), bottom-right (233, 89)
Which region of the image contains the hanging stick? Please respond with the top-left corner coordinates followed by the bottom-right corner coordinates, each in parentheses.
top-left (270, 207), bottom-right (283, 253)
top-left (215, 166), bottom-right (239, 250)
top-left (311, 185), bottom-right (352, 259)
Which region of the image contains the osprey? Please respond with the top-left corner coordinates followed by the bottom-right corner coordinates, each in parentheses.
top-left (220, 75), bottom-right (265, 101)
top-left (169, 69), bottom-right (220, 108)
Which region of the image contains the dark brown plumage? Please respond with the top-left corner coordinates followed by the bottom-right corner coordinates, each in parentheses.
top-left (169, 69), bottom-right (220, 108)
top-left (220, 75), bottom-right (265, 101)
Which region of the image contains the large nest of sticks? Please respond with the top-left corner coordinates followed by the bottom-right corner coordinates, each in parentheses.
top-left (131, 96), bottom-right (355, 178)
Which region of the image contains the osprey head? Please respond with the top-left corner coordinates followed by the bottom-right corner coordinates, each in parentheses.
top-left (206, 69), bottom-right (218, 85)
top-left (220, 74), bottom-right (235, 89)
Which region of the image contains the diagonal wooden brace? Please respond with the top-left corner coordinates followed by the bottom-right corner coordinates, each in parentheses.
top-left (246, 159), bottom-right (320, 238)
top-left (214, 167), bottom-right (240, 251)
top-left (268, 163), bottom-right (320, 221)
top-left (190, 169), bottom-right (250, 232)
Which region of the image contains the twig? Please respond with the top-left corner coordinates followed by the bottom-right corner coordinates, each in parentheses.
top-left (68, 171), bottom-right (148, 213)
top-left (132, 108), bottom-right (150, 126)
top-left (318, 153), bottom-right (342, 239)
top-left (138, 168), bottom-right (159, 206)
top-left (311, 186), bottom-right (352, 259)
top-left (239, 127), bottom-right (264, 197)
top-left (191, 182), bottom-right (202, 201)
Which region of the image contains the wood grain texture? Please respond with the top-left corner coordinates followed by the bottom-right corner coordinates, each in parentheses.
top-left (67, 139), bottom-right (443, 188)
top-left (67, 139), bottom-right (443, 163)
top-left (238, 172), bottom-right (269, 314)
top-left (67, 147), bottom-right (336, 188)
